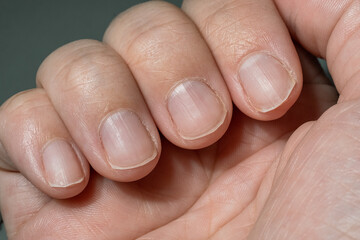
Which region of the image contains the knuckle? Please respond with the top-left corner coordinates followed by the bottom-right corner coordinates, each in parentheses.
top-left (126, 18), bottom-right (194, 69)
top-left (0, 89), bottom-right (53, 141)
top-left (187, 0), bottom-right (272, 60)
top-left (0, 89), bottom-right (49, 118)
top-left (59, 49), bottom-right (117, 93)
top-left (38, 40), bottom-right (124, 97)
top-left (36, 39), bottom-right (101, 86)
top-left (190, 0), bottom-right (255, 32)
top-left (105, 1), bottom-right (194, 67)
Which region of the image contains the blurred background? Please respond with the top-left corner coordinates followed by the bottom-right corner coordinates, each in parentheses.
top-left (0, 0), bottom-right (182, 105)
top-left (0, 1), bottom-right (182, 238)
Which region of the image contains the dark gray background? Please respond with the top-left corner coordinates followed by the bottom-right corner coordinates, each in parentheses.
top-left (0, 0), bottom-right (182, 104)
top-left (0, 1), bottom-right (182, 238)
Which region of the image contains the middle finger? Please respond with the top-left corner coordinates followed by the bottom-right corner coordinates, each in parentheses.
top-left (104, 1), bottom-right (233, 149)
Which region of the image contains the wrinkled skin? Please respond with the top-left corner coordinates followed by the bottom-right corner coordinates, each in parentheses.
top-left (1, 0), bottom-right (360, 239)
top-left (3, 63), bottom-right (359, 239)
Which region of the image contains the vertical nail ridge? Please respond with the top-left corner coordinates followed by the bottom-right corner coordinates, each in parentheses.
top-left (167, 79), bottom-right (227, 140)
top-left (42, 139), bottom-right (85, 188)
top-left (100, 110), bottom-right (157, 169)
top-left (238, 52), bottom-right (296, 113)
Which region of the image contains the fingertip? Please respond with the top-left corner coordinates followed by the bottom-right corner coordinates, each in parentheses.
top-left (165, 79), bottom-right (232, 149)
top-left (103, 0), bottom-right (234, 151)
top-left (0, 89), bottom-right (91, 200)
top-left (238, 52), bottom-right (297, 113)
top-left (103, 158), bottom-right (159, 182)
top-left (182, 0), bottom-right (303, 121)
top-left (41, 139), bottom-right (90, 199)
top-left (234, 51), bottom-right (302, 121)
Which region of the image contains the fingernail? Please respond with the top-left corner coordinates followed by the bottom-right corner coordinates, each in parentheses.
top-left (238, 52), bottom-right (296, 112)
top-left (167, 79), bottom-right (226, 140)
top-left (42, 140), bottom-right (84, 188)
top-left (100, 110), bottom-right (157, 170)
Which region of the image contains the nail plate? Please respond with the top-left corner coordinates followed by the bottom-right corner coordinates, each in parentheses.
top-left (238, 52), bottom-right (296, 112)
top-left (167, 79), bottom-right (226, 140)
top-left (100, 110), bottom-right (157, 169)
top-left (42, 139), bottom-right (84, 187)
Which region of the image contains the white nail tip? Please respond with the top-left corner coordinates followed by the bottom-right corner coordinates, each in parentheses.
top-left (108, 148), bottom-right (157, 170)
top-left (48, 176), bottom-right (85, 188)
top-left (178, 109), bottom-right (227, 140)
top-left (252, 78), bottom-right (295, 113)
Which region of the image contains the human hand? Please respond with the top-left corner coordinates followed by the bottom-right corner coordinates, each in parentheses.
top-left (0, 0), bottom-right (359, 239)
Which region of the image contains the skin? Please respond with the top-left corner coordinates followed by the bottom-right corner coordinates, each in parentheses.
top-left (0, 0), bottom-right (359, 239)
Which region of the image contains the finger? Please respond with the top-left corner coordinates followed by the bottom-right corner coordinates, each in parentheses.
top-left (36, 40), bottom-right (161, 182)
top-left (274, 0), bottom-right (360, 102)
top-left (103, 1), bottom-right (232, 149)
top-left (248, 1), bottom-right (360, 236)
top-left (0, 171), bottom-right (49, 239)
top-left (0, 89), bottom-right (89, 199)
top-left (182, 0), bottom-right (303, 120)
